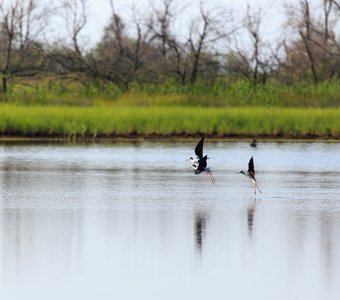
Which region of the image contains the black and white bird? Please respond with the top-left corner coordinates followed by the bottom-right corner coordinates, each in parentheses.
top-left (187, 137), bottom-right (206, 165)
top-left (193, 155), bottom-right (216, 184)
top-left (239, 156), bottom-right (262, 195)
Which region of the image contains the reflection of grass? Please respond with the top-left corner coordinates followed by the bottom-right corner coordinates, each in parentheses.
top-left (1, 105), bottom-right (340, 138)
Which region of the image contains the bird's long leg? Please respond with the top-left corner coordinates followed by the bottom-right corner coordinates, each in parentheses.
top-left (204, 170), bottom-right (214, 184)
top-left (211, 174), bottom-right (216, 184)
top-left (210, 170), bottom-right (216, 183)
top-left (255, 181), bottom-right (262, 193)
top-left (208, 170), bottom-right (216, 184)
top-left (254, 182), bottom-right (256, 195)
top-left (204, 172), bottom-right (210, 182)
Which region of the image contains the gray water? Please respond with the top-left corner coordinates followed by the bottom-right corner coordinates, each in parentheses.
top-left (0, 141), bottom-right (340, 300)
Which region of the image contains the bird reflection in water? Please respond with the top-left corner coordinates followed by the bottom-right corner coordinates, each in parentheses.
top-left (247, 199), bottom-right (256, 238)
top-left (194, 211), bottom-right (207, 253)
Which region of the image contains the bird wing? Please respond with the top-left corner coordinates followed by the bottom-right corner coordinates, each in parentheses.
top-left (194, 137), bottom-right (204, 159)
top-left (248, 156), bottom-right (255, 175)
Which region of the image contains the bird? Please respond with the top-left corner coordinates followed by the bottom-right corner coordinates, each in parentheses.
top-left (193, 155), bottom-right (216, 184)
top-left (239, 156), bottom-right (262, 195)
top-left (250, 139), bottom-right (257, 147)
top-left (187, 137), bottom-right (206, 165)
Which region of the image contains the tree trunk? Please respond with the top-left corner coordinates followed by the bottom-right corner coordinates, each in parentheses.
top-left (191, 53), bottom-right (200, 84)
top-left (2, 77), bottom-right (7, 95)
top-left (303, 37), bottom-right (319, 86)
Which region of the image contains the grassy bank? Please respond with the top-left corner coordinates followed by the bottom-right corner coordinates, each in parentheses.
top-left (2, 79), bottom-right (340, 108)
top-left (1, 105), bottom-right (340, 139)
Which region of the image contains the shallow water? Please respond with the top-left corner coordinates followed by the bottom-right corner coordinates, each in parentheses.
top-left (0, 141), bottom-right (340, 300)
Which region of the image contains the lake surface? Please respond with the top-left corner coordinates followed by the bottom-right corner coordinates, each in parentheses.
top-left (0, 141), bottom-right (340, 300)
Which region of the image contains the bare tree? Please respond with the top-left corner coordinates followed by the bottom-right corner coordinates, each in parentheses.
top-left (144, 0), bottom-right (183, 80)
top-left (319, 0), bottom-right (340, 79)
top-left (93, 5), bottom-right (138, 87)
top-left (283, 0), bottom-right (340, 84)
top-left (323, 0), bottom-right (333, 42)
top-left (167, 37), bottom-right (189, 84)
top-left (187, 2), bottom-right (234, 84)
top-left (0, 0), bottom-right (48, 94)
top-left (108, 0), bottom-right (125, 56)
top-left (126, 0), bottom-right (188, 84)
top-left (148, 0), bottom-right (174, 59)
top-left (53, 0), bottom-right (92, 80)
top-left (62, 0), bottom-right (87, 57)
top-left (130, 5), bottom-right (159, 75)
top-left (188, 5), bottom-right (210, 84)
top-left (285, 0), bottom-right (319, 85)
top-left (330, 0), bottom-right (340, 10)
top-left (244, 5), bottom-right (263, 86)
top-left (226, 4), bottom-right (271, 87)
top-left (224, 49), bottom-right (251, 80)
top-left (93, 0), bottom-right (235, 86)
top-left (131, 9), bottom-right (144, 73)
top-left (47, 0), bottom-right (110, 86)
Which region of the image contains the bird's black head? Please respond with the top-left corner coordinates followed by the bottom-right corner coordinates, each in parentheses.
top-left (239, 170), bottom-right (245, 175)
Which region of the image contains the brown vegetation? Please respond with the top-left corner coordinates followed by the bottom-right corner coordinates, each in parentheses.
top-left (0, 0), bottom-right (339, 95)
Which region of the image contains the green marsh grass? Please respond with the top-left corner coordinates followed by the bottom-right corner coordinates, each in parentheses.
top-left (2, 79), bottom-right (340, 108)
top-left (1, 78), bottom-right (340, 138)
top-left (1, 105), bottom-right (340, 138)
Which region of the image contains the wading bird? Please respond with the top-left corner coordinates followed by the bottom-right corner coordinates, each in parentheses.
top-left (193, 155), bottom-right (216, 184)
top-left (250, 139), bottom-right (257, 148)
top-left (187, 137), bottom-right (207, 165)
top-left (239, 156), bottom-right (262, 195)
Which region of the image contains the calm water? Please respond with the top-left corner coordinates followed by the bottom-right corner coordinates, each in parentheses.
top-left (0, 141), bottom-right (340, 300)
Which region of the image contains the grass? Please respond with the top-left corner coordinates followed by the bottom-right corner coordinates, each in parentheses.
top-left (1, 79), bottom-right (340, 108)
top-left (1, 105), bottom-right (340, 138)
top-left (1, 78), bottom-right (340, 139)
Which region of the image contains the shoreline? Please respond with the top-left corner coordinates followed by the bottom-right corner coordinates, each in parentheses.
top-left (0, 132), bottom-right (339, 143)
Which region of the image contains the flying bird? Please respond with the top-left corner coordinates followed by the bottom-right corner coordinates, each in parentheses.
top-left (194, 155), bottom-right (216, 184)
top-left (187, 137), bottom-right (206, 165)
top-left (239, 156), bottom-right (262, 195)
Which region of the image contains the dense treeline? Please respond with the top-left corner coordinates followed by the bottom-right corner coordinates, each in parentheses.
top-left (0, 0), bottom-right (339, 100)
